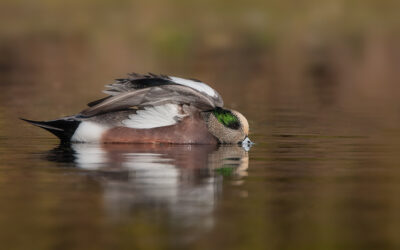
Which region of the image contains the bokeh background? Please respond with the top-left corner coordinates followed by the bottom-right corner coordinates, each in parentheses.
top-left (2, 0), bottom-right (400, 119)
top-left (1, 0), bottom-right (400, 250)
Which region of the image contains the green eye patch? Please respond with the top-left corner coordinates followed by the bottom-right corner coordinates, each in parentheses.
top-left (212, 108), bottom-right (240, 129)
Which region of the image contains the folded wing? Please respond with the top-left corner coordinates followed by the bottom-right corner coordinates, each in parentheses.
top-left (80, 73), bottom-right (224, 117)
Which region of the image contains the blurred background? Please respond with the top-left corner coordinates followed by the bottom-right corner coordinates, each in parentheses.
top-left (1, 0), bottom-right (400, 250)
top-left (1, 0), bottom-right (400, 119)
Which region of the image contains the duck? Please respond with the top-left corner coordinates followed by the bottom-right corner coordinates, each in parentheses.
top-left (22, 73), bottom-right (253, 146)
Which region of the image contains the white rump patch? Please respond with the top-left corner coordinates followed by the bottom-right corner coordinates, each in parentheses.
top-left (71, 121), bottom-right (107, 143)
top-left (169, 76), bottom-right (218, 98)
top-left (122, 104), bottom-right (186, 129)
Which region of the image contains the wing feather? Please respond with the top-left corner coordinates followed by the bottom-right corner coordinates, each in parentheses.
top-left (122, 104), bottom-right (186, 129)
top-left (102, 73), bottom-right (223, 106)
top-left (79, 85), bottom-right (217, 117)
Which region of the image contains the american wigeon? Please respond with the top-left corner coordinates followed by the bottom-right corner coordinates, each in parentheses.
top-left (22, 73), bottom-right (253, 146)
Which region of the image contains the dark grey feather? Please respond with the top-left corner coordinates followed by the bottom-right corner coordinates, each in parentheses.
top-left (103, 73), bottom-right (174, 95)
top-left (79, 85), bottom-right (218, 117)
top-left (82, 73), bottom-right (224, 117)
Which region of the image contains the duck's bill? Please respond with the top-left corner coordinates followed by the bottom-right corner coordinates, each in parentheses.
top-left (241, 136), bottom-right (254, 151)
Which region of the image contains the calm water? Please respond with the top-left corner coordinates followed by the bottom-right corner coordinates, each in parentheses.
top-left (1, 75), bottom-right (400, 250)
top-left (2, 0), bottom-right (400, 249)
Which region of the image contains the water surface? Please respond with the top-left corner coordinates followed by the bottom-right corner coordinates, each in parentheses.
top-left (2, 71), bottom-right (400, 250)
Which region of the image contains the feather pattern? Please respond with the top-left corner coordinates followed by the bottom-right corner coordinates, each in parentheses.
top-left (122, 104), bottom-right (187, 129)
top-left (168, 76), bottom-right (218, 98)
top-left (102, 73), bottom-right (223, 105)
top-left (103, 73), bottom-right (172, 95)
top-left (80, 77), bottom-right (223, 117)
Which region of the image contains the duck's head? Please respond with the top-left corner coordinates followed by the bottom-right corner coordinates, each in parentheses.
top-left (206, 107), bottom-right (253, 146)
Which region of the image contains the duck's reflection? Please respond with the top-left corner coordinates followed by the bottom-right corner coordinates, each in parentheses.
top-left (48, 143), bottom-right (249, 240)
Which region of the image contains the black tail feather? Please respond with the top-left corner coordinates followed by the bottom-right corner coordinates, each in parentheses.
top-left (21, 118), bottom-right (81, 143)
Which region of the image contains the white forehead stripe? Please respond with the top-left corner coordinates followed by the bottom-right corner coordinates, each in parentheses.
top-left (169, 76), bottom-right (217, 97)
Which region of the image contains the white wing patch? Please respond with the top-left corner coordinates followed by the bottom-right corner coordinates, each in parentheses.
top-left (169, 76), bottom-right (218, 98)
top-left (122, 104), bottom-right (187, 129)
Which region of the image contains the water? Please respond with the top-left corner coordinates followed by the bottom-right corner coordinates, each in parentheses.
top-left (2, 0), bottom-right (400, 248)
top-left (1, 72), bottom-right (400, 250)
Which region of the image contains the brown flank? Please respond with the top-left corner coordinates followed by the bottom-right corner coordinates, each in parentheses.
top-left (101, 114), bottom-right (218, 144)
